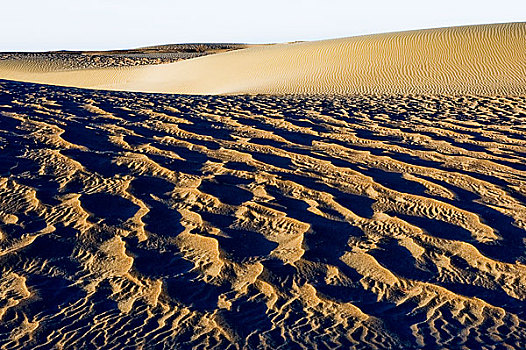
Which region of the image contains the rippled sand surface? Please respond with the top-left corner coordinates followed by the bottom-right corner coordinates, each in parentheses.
top-left (0, 79), bottom-right (525, 349)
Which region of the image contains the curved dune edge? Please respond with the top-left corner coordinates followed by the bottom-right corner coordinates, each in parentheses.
top-left (1, 22), bottom-right (526, 95)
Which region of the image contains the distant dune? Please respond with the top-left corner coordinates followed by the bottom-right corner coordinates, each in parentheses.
top-left (0, 43), bottom-right (252, 71)
top-left (1, 23), bottom-right (526, 95)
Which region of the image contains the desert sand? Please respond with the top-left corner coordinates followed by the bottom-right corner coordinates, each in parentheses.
top-left (0, 23), bottom-right (526, 95)
top-left (0, 23), bottom-right (525, 350)
top-left (0, 43), bottom-right (251, 70)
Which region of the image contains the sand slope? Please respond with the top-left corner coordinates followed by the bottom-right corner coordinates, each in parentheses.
top-left (1, 23), bottom-right (526, 95)
top-left (0, 80), bottom-right (525, 348)
top-left (0, 43), bottom-right (251, 71)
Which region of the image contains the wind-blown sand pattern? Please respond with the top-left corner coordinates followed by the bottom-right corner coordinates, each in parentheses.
top-left (1, 23), bottom-right (526, 95)
top-left (0, 79), bottom-right (525, 349)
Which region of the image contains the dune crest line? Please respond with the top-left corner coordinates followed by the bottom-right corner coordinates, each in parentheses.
top-left (1, 23), bottom-right (526, 95)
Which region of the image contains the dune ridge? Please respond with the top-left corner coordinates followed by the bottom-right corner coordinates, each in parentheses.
top-left (1, 23), bottom-right (526, 95)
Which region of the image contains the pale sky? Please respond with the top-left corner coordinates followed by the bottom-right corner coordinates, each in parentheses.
top-left (1, 0), bottom-right (525, 51)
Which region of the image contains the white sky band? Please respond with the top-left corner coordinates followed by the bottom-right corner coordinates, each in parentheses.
top-left (1, 0), bottom-right (526, 51)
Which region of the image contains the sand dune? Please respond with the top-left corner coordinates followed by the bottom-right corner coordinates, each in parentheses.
top-left (0, 80), bottom-right (525, 348)
top-left (0, 43), bottom-right (250, 70)
top-left (1, 22), bottom-right (526, 349)
top-left (1, 23), bottom-right (526, 95)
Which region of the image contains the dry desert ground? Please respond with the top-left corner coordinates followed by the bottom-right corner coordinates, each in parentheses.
top-left (0, 23), bottom-right (525, 349)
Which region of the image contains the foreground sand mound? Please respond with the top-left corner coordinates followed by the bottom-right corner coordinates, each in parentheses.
top-left (0, 80), bottom-right (525, 348)
top-left (1, 23), bottom-right (526, 95)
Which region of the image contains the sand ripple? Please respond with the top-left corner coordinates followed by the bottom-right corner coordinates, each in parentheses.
top-left (0, 80), bottom-right (525, 348)
top-left (1, 23), bottom-right (526, 95)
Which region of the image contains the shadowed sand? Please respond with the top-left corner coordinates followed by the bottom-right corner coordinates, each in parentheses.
top-left (0, 80), bottom-right (525, 349)
top-left (1, 23), bottom-right (526, 95)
